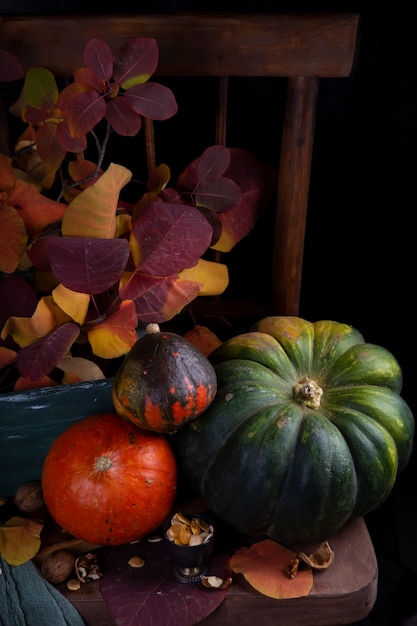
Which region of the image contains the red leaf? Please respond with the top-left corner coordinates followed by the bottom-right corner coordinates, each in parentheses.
top-left (177, 146), bottom-right (242, 213)
top-left (214, 148), bottom-right (277, 251)
top-left (112, 38), bottom-right (159, 87)
top-left (83, 38), bottom-right (113, 81)
top-left (105, 97), bottom-right (142, 136)
top-left (16, 322), bottom-right (80, 380)
top-left (47, 237), bottom-right (130, 294)
top-left (125, 82), bottom-right (178, 120)
top-left (100, 537), bottom-right (230, 626)
top-left (8, 179), bottom-right (66, 238)
top-left (0, 275), bottom-right (38, 333)
top-left (130, 201), bottom-right (213, 275)
top-left (65, 90), bottom-right (107, 136)
top-left (120, 273), bottom-right (202, 323)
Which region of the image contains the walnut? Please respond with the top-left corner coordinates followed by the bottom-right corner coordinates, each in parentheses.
top-left (41, 549), bottom-right (76, 584)
top-left (14, 480), bottom-right (45, 512)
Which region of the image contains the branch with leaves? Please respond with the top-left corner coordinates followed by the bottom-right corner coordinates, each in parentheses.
top-left (0, 32), bottom-right (276, 391)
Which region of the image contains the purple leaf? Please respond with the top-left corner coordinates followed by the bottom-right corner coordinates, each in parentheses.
top-left (100, 536), bottom-right (230, 626)
top-left (131, 201), bottom-right (213, 275)
top-left (105, 97), bottom-right (142, 136)
top-left (65, 90), bottom-right (107, 136)
top-left (47, 237), bottom-right (130, 294)
top-left (119, 273), bottom-right (202, 323)
top-left (124, 82), bottom-right (178, 120)
top-left (83, 38), bottom-right (114, 81)
top-left (198, 145), bottom-right (230, 180)
top-left (112, 38), bottom-right (159, 86)
top-left (195, 177), bottom-right (241, 213)
top-left (16, 323), bottom-right (80, 380)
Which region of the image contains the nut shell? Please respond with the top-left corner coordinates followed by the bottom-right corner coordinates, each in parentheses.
top-left (14, 481), bottom-right (45, 512)
top-left (41, 549), bottom-right (76, 584)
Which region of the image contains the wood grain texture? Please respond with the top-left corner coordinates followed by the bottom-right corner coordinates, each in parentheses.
top-left (0, 13), bottom-right (360, 78)
top-left (57, 516), bottom-right (377, 626)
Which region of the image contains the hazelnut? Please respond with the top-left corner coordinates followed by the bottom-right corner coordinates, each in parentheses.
top-left (41, 549), bottom-right (76, 584)
top-left (14, 481), bottom-right (45, 512)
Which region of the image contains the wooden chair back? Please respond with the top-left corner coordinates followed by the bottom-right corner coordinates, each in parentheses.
top-left (0, 12), bottom-right (360, 320)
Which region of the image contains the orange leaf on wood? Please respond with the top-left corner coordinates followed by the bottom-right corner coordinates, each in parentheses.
top-left (231, 539), bottom-right (313, 599)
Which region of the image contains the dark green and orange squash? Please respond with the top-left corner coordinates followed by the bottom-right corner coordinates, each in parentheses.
top-left (112, 323), bottom-right (217, 433)
top-left (177, 316), bottom-right (415, 547)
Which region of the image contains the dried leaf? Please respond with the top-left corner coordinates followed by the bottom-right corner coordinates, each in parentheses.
top-left (231, 539), bottom-right (313, 599)
top-left (183, 325), bottom-right (222, 357)
top-left (0, 516), bottom-right (43, 566)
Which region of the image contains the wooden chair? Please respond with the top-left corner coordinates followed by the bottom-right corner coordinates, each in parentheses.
top-left (0, 12), bottom-right (377, 626)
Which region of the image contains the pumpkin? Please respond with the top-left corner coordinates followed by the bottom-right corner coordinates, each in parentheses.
top-left (41, 412), bottom-right (177, 545)
top-left (177, 316), bottom-right (415, 547)
top-left (112, 323), bottom-right (217, 433)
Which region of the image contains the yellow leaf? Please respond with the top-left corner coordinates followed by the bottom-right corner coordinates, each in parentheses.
top-left (211, 228), bottom-right (235, 253)
top-left (0, 516), bottom-right (43, 566)
top-left (62, 162), bottom-right (132, 238)
top-left (178, 258), bottom-right (229, 296)
top-left (87, 300), bottom-right (138, 358)
top-left (58, 356), bottom-right (105, 383)
top-left (231, 539), bottom-right (313, 599)
top-left (115, 213), bottom-right (132, 237)
top-left (1, 297), bottom-right (56, 347)
top-left (52, 284), bottom-right (90, 324)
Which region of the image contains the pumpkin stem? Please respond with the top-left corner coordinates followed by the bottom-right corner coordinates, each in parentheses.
top-left (146, 323), bottom-right (161, 334)
top-left (293, 377), bottom-right (323, 409)
top-left (95, 456), bottom-right (113, 472)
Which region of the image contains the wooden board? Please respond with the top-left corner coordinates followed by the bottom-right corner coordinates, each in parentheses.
top-left (57, 516), bottom-right (377, 626)
top-left (0, 379), bottom-right (114, 496)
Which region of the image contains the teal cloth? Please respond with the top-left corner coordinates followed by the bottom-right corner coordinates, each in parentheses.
top-left (0, 556), bottom-right (85, 626)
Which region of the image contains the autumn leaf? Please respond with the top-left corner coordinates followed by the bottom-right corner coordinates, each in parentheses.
top-left (61, 162), bottom-right (132, 238)
top-left (1, 297), bottom-right (57, 347)
top-left (178, 258), bottom-right (229, 296)
top-left (47, 236), bottom-right (130, 294)
top-left (87, 299), bottom-right (138, 358)
top-left (16, 322), bottom-right (80, 380)
top-left (58, 356), bottom-right (105, 383)
top-left (130, 200), bottom-right (213, 274)
top-left (14, 374), bottom-right (58, 391)
top-left (0, 516), bottom-right (43, 566)
top-left (6, 178), bottom-right (66, 238)
top-left (0, 346), bottom-right (17, 369)
top-left (52, 284), bottom-right (90, 324)
top-left (231, 539), bottom-right (313, 599)
top-left (119, 272), bottom-right (202, 323)
top-left (183, 325), bottom-right (222, 357)
top-left (0, 204), bottom-right (27, 273)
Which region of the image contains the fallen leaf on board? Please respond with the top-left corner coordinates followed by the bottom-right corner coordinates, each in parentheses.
top-left (231, 539), bottom-right (313, 599)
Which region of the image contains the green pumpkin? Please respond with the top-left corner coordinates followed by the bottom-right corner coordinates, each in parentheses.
top-left (177, 316), bottom-right (415, 547)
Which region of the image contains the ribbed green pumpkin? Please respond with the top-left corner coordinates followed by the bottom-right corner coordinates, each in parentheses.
top-left (177, 316), bottom-right (415, 547)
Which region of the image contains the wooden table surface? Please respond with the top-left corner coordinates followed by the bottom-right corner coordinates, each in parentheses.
top-left (56, 516), bottom-right (378, 626)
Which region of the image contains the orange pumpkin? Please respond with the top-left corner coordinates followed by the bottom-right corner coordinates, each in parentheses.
top-left (41, 412), bottom-right (177, 545)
